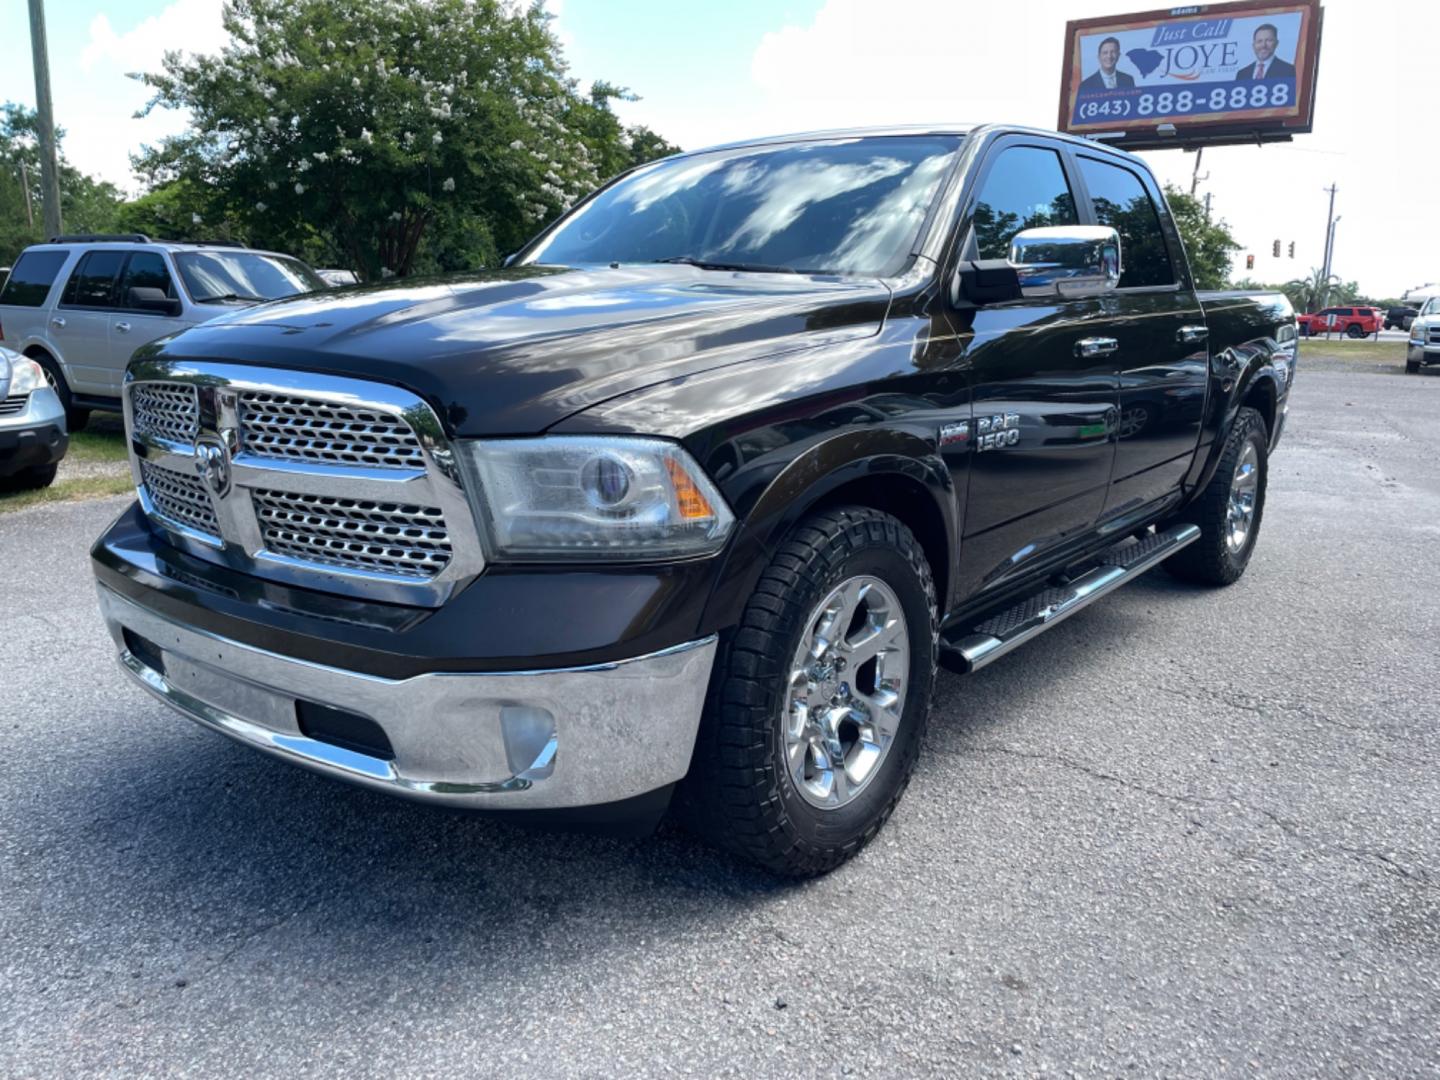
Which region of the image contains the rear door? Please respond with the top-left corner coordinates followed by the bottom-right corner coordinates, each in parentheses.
top-left (952, 138), bottom-right (1120, 600)
top-left (54, 250), bottom-right (127, 395)
top-left (0, 248), bottom-right (72, 348)
top-left (1071, 153), bottom-right (1209, 519)
top-left (110, 252), bottom-right (188, 376)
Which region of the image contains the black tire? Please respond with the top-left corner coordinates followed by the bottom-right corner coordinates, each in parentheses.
top-left (1407, 359), bottom-right (1421, 374)
top-left (681, 506), bottom-right (938, 877)
top-left (30, 352), bottom-right (90, 432)
top-left (1165, 406), bottom-right (1268, 586)
top-left (0, 463), bottom-right (58, 492)
top-left (1345, 323), bottom-right (1365, 339)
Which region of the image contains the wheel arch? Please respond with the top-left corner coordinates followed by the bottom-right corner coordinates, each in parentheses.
top-left (700, 430), bottom-right (957, 632)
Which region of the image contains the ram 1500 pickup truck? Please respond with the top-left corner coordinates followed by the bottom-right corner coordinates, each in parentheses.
top-left (92, 125), bottom-right (1295, 876)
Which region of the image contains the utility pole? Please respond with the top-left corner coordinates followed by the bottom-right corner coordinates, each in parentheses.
top-left (1319, 183), bottom-right (1338, 308)
top-left (18, 160), bottom-right (34, 229)
top-left (1203, 191), bottom-right (1212, 221)
top-left (1189, 147), bottom-right (1207, 196)
top-left (27, 0), bottom-right (63, 239)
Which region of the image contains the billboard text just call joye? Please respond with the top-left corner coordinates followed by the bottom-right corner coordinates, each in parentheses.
top-left (1060, 1), bottom-right (1322, 148)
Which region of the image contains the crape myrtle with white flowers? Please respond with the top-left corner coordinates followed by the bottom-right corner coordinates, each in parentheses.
top-left (134, 0), bottom-right (678, 280)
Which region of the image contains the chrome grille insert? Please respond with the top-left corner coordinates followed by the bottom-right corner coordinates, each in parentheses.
top-left (0, 394), bottom-right (27, 417)
top-left (140, 459), bottom-right (219, 539)
top-left (253, 490), bottom-right (452, 579)
top-left (238, 391), bottom-right (425, 469)
top-left (131, 383), bottom-right (199, 444)
top-left (125, 362), bottom-right (482, 606)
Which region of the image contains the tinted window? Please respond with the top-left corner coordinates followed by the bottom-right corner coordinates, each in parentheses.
top-left (969, 146), bottom-right (1078, 261)
top-left (62, 251), bottom-right (127, 309)
top-left (0, 250), bottom-right (70, 307)
top-left (1077, 157), bottom-right (1175, 288)
top-left (118, 252), bottom-right (177, 307)
top-left (522, 136), bottom-right (962, 277)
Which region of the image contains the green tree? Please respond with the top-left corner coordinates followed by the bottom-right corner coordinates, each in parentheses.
top-left (1162, 185), bottom-right (1238, 290)
top-left (135, 0), bottom-right (679, 280)
top-left (0, 104), bottom-right (126, 264)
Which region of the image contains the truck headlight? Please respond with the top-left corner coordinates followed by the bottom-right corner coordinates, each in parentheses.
top-left (7, 357), bottom-right (47, 396)
top-left (459, 436), bottom-right (735, 560)
top-left (1411, 322), bottom-right (1426, 343)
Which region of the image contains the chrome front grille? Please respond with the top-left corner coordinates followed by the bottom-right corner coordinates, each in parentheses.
top-left (1428, 327), bottom-right (1440, 345)
top-left (0, 394), bottom-right (27, 417)
top-left (125, 362), bottom-right (483, 605)
top-left (140, 459), bottom-right (220, 539)
top-left (131, 383), bottom-right (199, 443)
top-left (238, 391), bottom-right (426, 469)
top-left (252, 490), bottom-right (452, 578)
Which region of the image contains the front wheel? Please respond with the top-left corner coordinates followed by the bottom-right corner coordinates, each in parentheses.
top-left (681, 506), bottom-right (937, 877)
top-left (0, 463), bottom-right (58, 493)
top-left (1407, 358), bottom-right (1422, 374)
top-left (1165, 406), bottom-right (1268, 586)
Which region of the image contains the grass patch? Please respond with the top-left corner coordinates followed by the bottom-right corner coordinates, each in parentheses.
top-left (66, 428), bottom-right (130, 465)
top-left (1299, 339), bottom-right (1407, 364)
top-left (0, 474), bottom-right (134, 514)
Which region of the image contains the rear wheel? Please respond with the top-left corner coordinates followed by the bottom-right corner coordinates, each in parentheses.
top-left (682, 506), bottom-right (937, 877)
top-left (1165, 406), bottom-right (1268, 586)
top-left (1345, 323), bottom-right (1365, 338)
top-left (31, 352), bottom-right (89, 432)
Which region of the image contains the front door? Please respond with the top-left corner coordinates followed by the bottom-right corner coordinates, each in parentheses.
top-left (951, 141), bottom-right (1119, 601)
top-left (110, 252), bottom-right (189, 389)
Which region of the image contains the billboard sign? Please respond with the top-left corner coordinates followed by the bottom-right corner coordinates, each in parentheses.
top-left (1059, 1), bottom-right (1323, 148)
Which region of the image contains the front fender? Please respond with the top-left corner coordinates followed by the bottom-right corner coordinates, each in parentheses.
top-left (699, 427), bottom-right (955, 632)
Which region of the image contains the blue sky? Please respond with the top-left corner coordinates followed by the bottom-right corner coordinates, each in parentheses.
top-left (4, 0), bottom-right (1437, 296)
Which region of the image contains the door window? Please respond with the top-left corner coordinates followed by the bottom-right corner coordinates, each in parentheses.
top-left (969, 146), bottom-right (1078, 260)
top-left (0, 250), bottom-right (71, 307)
top-left (118, 252), bottom-right (178, 308)
top-left (60, 251), bottom-right (127, 309)
top-left (1077, 156), bottom-right (1176, 288)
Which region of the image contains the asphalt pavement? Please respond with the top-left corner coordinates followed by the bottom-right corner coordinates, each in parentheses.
top-left (2, 360), bottom-right (1438, 1078)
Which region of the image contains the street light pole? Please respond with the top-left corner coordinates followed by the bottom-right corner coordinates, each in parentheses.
top-left (1319, 183), bottom-right (1337, 308)
top-left (27, 0), bottom-right (63, 239)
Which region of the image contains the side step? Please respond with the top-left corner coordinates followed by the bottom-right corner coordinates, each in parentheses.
top-left (940, 524), bottom-right (1200, 674)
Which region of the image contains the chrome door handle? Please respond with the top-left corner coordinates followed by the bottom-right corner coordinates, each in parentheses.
top-left (115, 321), bottom-right (132, 333)
top-left (1075, 336), bottom-right (1119, 358)
top-left (50, 316), bottom-right (66, 329)
top-left (1177, 325), bottom-right (1209, 344)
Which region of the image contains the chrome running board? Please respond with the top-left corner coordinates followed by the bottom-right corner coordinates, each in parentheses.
top-left (941, 524), bottom-right (1200, 674)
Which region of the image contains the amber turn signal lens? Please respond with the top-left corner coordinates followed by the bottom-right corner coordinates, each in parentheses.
top-left (664, 456), bottom-right (716, 521)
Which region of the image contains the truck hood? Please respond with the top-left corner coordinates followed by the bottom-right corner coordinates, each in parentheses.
top-left (143, 265), bottom-right (892, 435)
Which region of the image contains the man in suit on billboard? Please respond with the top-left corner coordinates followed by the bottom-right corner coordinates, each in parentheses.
top-left (1079, 37), bottom-right (1135, 92)
top-left (1235, 23), bottom-right (1296, 80)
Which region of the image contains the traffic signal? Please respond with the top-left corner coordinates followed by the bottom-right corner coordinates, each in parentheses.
top-left (1246, 254), bottom-right (1255, 270)
top-left (1272, 239), bottom-right (1281, 258)
top-left (1289, 241), bottom-right (1295, 258)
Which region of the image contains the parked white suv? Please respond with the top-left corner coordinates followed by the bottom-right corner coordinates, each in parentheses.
top-left (0, 235), bottom-right (326, 429)
top-left (1407, 296), bottom-right (1440, 374)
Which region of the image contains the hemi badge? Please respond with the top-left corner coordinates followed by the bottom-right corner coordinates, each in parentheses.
top-left (939, 421), bottom-right (970, 447)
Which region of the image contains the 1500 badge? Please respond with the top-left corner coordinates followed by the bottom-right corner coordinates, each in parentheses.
top-left (975, 412), bottom-right (1021, 452)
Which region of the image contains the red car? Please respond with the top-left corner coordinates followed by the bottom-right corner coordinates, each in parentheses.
top-left (1297, 306), bottom-right (1382, 338)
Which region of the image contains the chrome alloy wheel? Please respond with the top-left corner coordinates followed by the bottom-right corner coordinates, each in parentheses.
top-left (1225, 440), bottom-right (1260, 553)
top-left (785, 575), bottom-right (909, 810)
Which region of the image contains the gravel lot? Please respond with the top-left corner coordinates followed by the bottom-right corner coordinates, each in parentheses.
top-left (3, 359), bottom-right (1438, 1078)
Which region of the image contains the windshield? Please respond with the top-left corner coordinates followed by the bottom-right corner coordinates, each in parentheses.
top-left (1422, 297), bottom-right (1440, 316)
top-left (521, 136), bottom-right (963, 278)
top-left (175, 251), bottom-right (327, 303)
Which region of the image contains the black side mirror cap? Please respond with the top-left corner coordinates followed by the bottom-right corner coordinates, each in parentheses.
top-left (127, 286), bottom-right (182, 317)
top-left (952, 259), bottom-right (1022, 307)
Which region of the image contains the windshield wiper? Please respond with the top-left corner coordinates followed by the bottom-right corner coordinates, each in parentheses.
top-left (196, 292), bottom-right (266, 304)
top-left (654, 256), bottom-right (798, 274)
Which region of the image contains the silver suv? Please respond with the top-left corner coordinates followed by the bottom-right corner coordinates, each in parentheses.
top-left (0, 235), bottom-right (326, 430)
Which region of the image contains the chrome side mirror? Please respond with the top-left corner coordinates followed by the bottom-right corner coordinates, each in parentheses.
top-left (1008, 226), bottom-right (1121, 299)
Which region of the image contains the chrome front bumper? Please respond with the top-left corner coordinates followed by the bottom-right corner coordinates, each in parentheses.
top-left (98, 585), bottom-right (717, 809)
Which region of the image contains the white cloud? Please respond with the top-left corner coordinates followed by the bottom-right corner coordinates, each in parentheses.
top-left (59, 0), bottom-right (228, 192)
top-left (617, 0), bottom-right (1439, 297)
